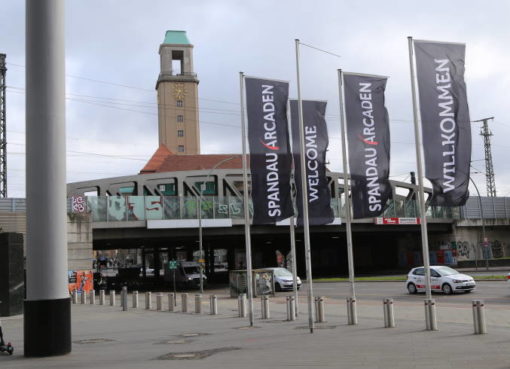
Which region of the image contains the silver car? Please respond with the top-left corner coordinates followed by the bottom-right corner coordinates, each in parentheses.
top-left (265, 267), bottom-right (302, 291)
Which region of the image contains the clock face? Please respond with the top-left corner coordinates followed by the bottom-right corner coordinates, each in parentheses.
top-left (173, 83), bottom-right (186, 100)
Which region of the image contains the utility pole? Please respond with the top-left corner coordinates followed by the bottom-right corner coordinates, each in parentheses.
top-left (473, 117), bottom-right (496, 197)
top-left (0, 53), bottom-right (6, 198)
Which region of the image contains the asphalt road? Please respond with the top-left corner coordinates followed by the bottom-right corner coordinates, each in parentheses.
top-left (304, 280), bottom-right (510, 305)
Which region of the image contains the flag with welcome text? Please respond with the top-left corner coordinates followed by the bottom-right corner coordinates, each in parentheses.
top-left (290, 99), bottom-right (334, 226)
top-left (413, 40), bottom-right (471, 206)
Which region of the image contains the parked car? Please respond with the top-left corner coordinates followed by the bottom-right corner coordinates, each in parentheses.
top-left (164, 261), bottom-right (206, 290)
top-left (406, 266), bottom-right (476, 295)
top-left (265, 267), bottom-right (301, 291)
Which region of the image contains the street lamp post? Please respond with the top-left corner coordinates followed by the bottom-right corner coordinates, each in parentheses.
top-left (468, 175), bottom-right (488, 271)
top-left (195, 155), bottom-right (240, 293)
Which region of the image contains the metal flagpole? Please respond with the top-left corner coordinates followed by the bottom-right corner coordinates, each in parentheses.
top-left (289, 216), bottom-right (299, 317)
top-left (197, 196), bottom-right (204, 294)
top-left (239, 71), bottom-right (255, 327)
top-left (336, 69), bottom-right (358, 325)
top-left (295, 39), bottom-right (315, 333)
top-left (407, 36), bottom-right (436, 330)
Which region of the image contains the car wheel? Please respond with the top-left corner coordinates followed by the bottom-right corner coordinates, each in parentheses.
top-left (407, 283), bottom-right (417, 294)
top-left (275, 283), bottom-right (282, 292)
top-left (442, 283), bottom-right (453, 295)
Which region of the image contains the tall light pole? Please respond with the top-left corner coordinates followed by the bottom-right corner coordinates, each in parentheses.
top-left (194, 155), bottom-right (240, 293)
top-left (468, 173), bottom-right (488, 271)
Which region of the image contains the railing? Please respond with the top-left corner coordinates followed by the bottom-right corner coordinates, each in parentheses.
top-left (459, 196), bottom-right (510, 219)
top-left (70, 196), bottom-right (456, 223)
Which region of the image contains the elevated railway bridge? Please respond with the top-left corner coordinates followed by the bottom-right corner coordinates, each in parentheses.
top-left (61, 169), bottom-right (510, 277)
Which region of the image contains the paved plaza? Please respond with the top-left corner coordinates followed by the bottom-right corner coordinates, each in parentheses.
top-left (1, 286), bottom-right (509, 369)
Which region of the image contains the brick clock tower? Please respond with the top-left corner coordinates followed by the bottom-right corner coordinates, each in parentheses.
top-left (156, 30), bottom-right (200, 155)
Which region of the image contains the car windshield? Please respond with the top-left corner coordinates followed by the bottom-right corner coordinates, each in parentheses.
top-left (183, 266), bottom-right (200, 274)
top-left (433, 266), bottom-right (459, 276)
top-left (272, 268), bottom-right (293, 277)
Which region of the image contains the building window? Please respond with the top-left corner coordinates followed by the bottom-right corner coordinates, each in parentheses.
top-left (178, 145), bottom-right (185, 152)
top-left (177, 130), bottom-right (184, 137)
top-left (176, 100), bottom-right (183, 107)
top-left (177, 115), bottom-right (184, 122)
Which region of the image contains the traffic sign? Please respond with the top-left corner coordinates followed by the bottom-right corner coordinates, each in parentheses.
top-left (168, 260), bottom-right (179, 270)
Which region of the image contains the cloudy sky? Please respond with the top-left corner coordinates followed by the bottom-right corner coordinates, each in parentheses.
top-left (1, 1), bottom-right (509, 198)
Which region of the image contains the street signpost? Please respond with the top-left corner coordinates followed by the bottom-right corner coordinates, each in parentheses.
top-left (169, 260), bottom-right (179, 304)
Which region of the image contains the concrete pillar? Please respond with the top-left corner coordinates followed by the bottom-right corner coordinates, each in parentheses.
top-left (168, 293), bottom-right (175, 312)
top-left (99, 290), bottom-right (105, 305)
top-left (157, 294), bottom-right (163, 311)
top-left (181, 293), bottom-right (188, 312)
top-left (109, 290), bottom-right (116, 306)
top-left (132, 291), bottom-right (138, 308)
top-left (209, 295), bottom-right (217, 315)
top-left (24, 0), bottom-right (71, 357)
top-left (145, 292), bottom-right (152, 310)
top-left (89, 290), bottom-right (95, 305)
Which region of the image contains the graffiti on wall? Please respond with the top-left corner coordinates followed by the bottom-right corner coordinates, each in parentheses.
top-left (434, 239), bottom-right (507, 261)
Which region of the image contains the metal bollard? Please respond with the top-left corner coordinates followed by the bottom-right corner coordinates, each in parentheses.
top-left (89, 290), bottom-right (95, 305)
top-left (315, 296), bottom-right (325, 323)
top-left (346, 297), bottom-right (358, 325)
top-left (383, 298), bottom-right (395, 328)
top-left (99, 289), bottom-right (106, 305)
top-left (195, 294), bottom-right (202, 314)
top-left (109, 290), bottom-right (116, 306)
top-left (286, 296), bottom-right (296, 321)
top-left (238, 294), bottom-right (247, 317)
top-left (261, 295), bottom-right (270, 319)
top-left (424, 299), bottom-right (438, 331)
top-left (209, 295), bottom-right (218, 315)
top-left (132, 291), bottom-right (139, 308)
top-left (121, 287), bottom-right (128, 311)
top-left (168, 293), bottom-right (175, 312)
top-left (181, 293), bottom-right (188, 313)
top-left (72, 290), bottom-right (78, 304)
top-left (472, 300), bottom-right (487, 334)
top-left (80, 290), bottom-right (87, 304)
top-left (145, 292), bottom-right (152, 310)
top-left (156, 293), bottom-right (163, 311)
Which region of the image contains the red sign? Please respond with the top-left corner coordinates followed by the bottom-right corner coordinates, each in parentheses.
top-left (375, 217), bottom-right (421, 225)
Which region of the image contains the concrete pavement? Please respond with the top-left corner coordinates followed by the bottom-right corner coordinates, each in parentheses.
top-left (1, 287), bottom-right (509, 369)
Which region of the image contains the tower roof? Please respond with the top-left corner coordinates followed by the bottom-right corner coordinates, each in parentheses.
top-left (163, 30), bottom-right (190, 45)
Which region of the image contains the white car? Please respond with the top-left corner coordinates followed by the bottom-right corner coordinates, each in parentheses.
top-left (406, 266), bottom-right (476, 295)
top-left (265, 267), bottom-right (302, 291)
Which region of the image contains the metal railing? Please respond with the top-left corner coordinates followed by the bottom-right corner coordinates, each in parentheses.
top-left (69, 196), bottom-right (457, 223)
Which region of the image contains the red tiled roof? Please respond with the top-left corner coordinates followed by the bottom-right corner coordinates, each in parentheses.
top-left (140, 145), bottom-right (244, 174)
top-left (140, 144), bottom-right (175, 174)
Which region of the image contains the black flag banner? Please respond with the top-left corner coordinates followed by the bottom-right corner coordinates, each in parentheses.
top-left (290, 100), bottom-right (334, 226)
top-left (245, 77), bottom-right (294, 224)
top-left (414, 40), bottom-right (471, 206)
top-left (343, 73), bottom-right (392, 219)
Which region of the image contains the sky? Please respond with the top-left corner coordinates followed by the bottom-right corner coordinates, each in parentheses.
top-left (1, 0), bottom-right (510, 198)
